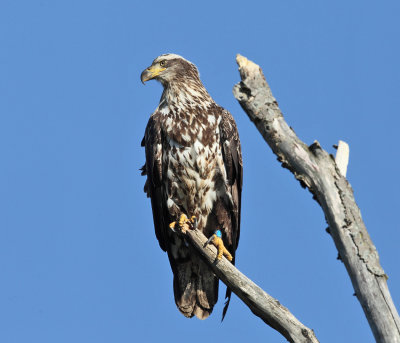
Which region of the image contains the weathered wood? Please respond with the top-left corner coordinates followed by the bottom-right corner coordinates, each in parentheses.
top-left (178, 227), bottom-right (319, 343)
top-left (232, 54), bottom-right (400, 343)
top-left (335, 140), bottom-right (349, 177)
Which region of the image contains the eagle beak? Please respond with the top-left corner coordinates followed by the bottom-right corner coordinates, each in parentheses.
top-left (140, 65), bottom-right (166, 84)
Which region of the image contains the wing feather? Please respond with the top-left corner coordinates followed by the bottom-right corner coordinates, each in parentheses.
top-left (219, 109), bottom-right (243, 320)
top-left (220, 109), bottom-right (242, 253)
top-left (142, 113), bottom-right (169, 252)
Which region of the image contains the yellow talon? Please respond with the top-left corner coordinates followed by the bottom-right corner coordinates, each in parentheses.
top-left (178, 214), bottom-right (188, 227)
top-left (169, 214), bottom-right (196, 233)
top-left (210, 230), bottom-right (233, 261)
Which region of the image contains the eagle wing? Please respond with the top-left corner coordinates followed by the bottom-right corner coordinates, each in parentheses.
top-left (141, 112), bottom-right (169, 252)
top-left (220, 109), bottom-right (243, 257)
top-left (219, 109), bottom-right (243, 319)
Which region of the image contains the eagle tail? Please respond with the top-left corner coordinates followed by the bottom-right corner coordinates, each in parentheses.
top-left (173, 259), bottom-right (218, 320)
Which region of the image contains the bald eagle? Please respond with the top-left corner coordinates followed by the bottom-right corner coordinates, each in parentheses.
top-left (141, 54), bottom-right (242, 320)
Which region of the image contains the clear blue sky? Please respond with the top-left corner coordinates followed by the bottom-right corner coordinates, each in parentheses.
top-left (1, 1), bottom-right (399, 342)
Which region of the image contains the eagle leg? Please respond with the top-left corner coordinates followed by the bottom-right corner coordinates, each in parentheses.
top-left (169, 214), bottom-right (196, 233)
top-left (207, 230), bottom-right (233, 261)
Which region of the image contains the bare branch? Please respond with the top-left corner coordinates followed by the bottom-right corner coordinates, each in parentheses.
top-left (335, 140), bottom-right (349, 177)
top-left (177, 227), bottom-right (319, 343)
top-left (233, 54), bottom-right (400, 343)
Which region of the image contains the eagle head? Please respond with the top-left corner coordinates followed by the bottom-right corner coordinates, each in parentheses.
top-left (140, 54), bottom-right (200, 86)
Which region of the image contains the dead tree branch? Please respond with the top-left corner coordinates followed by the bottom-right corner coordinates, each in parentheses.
top-left (177, 227), bottom-right (319, 343)
top-left (232, 54), bottom-right (400, 343)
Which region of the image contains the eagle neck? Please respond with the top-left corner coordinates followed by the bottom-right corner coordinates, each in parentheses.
top-left (161, 81), bottom-right (214, 115)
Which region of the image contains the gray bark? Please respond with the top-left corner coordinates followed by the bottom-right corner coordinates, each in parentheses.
top-left (232, 54), bottom-right (400, 343)
top-left (178, 227), bottom-right (319, 343)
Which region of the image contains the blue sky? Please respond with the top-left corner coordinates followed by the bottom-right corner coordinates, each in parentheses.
top-left (1, 1), bottom-right (399, 342)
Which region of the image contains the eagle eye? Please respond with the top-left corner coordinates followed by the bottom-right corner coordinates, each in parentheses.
top-left (160, 60), bottom-right (166, 67)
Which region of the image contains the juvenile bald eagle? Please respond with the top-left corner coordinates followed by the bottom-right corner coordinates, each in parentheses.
top-left (141, 54), bottom-right (242, 320)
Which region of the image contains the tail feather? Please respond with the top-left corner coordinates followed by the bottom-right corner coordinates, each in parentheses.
top-left (222, 253), bottom-right (237, 321)
top-left (173, 274), bottom-right (196, 317)
top-left (221, 287), bottom-right (232, 321)
top-left (173, 258), bottom-right (218, 320)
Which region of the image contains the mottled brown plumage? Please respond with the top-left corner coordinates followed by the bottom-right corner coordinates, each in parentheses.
top-left (141, 54), bottom-right (242, 319)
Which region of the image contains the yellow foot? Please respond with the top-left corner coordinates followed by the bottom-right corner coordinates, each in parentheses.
top-left (209, 230), bottom-right (233, 261)
top-left (169, 214), bottom-right (196, 233)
